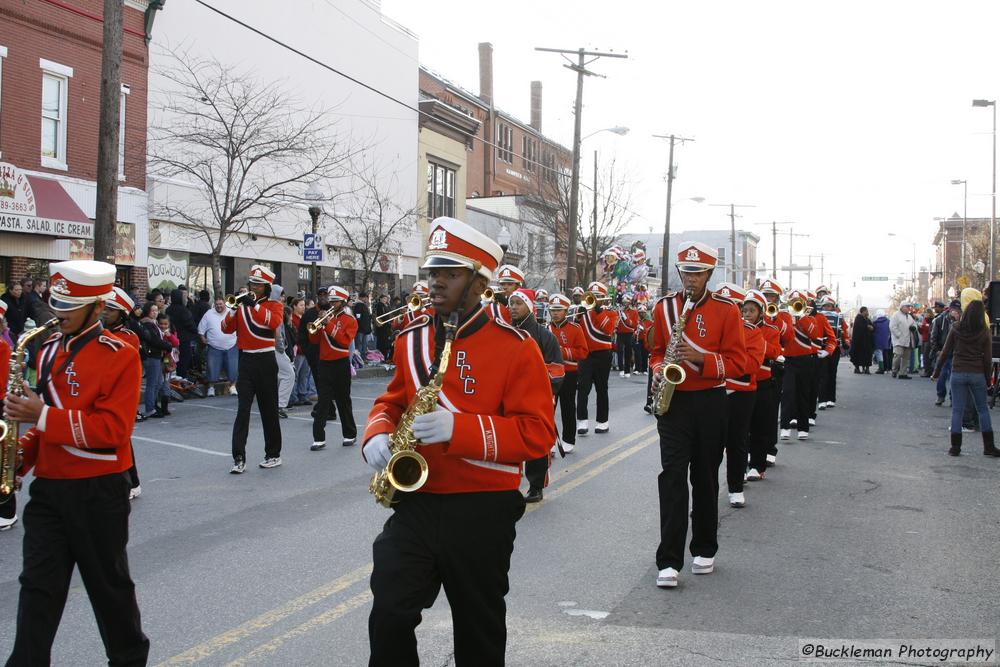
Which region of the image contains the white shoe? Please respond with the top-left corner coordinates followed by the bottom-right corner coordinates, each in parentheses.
top-left (766, 454), bottom-right (776, 464)
top-left (826, 401), bottom-right (836, 408)
top-left (780, 429), bottom-right (791, 440)
top-left (625, 373), bottom-right (631, 378)
top-left (228, 384), bottom-right (238, 396)
top-left (797, 431), bottom-right (809, 440)
top-left (0, 515), bottom-right (18, 531)
top-left (128, 485), bottom-right (142, 500)
top-left (728, 492), bottom-right (745, 508)
top-left (577, 419), bottom-right (589, 436)
top-left (562, 440), bottom-right (575, 454)
top-left (656, 567), bottom-right (679, 588)
top-left (746, 468), bottom-right (762, 481)
top-left (789, 419), bottom-right (797, 426)
top-left (818, 401), bottom-right (827, 410)
top-left (206, 386), bottom-right (215, 397)
top-left (620, 371), bottom-right (626, 378)
top-left (808, 418), bottom-right (816, 426)
top-left (595, 421), bottom-right (609, 434)
top-left (692, 556), bottom-right (715, 574)
top-left (259, 457), bottom-right (282, 469)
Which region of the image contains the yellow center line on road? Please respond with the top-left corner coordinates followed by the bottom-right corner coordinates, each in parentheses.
top-left (155, 564), bottom-right (373, 666)
top-left (160, 423), bottom-right (660, 664)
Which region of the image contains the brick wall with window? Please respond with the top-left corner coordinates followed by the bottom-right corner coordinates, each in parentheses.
top-left (0, 0), bottom-right (149, 187)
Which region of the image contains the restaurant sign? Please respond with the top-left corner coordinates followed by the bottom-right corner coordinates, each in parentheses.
top-left (0, 162), bottom-right (94, 239)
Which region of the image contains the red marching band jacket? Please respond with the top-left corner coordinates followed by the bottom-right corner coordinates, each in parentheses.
top-left (547, 320), bottom-right (589, 372)
top-left (0, 338), bottom-right (10, 402)
top-left (726, 321), bottom-right (765, 392)
top-left (363, 304), bottom-right (556, 494)
top-left (812, 314), bottom-right (838, 355)
top-left (637, 318), bottom-right (654, 351)
top-left (581, 308), bottom-right (618, 353)
top-left (19, 322), bottom-right (141, 479)
top-left (782, 314), bottom-right (820, 357)
top-left (484, 300), bottom-right (511, 324)
top-left (221, 300), bottom-right (284, 352)
top-left (650, 291), bottom-right (748, 392)
top-left (308, 309), bottom-right (358, 361)
top-left (767, 310), bottom-right (796, 351)
top-left (616, 308), bottom-right (638, 334)
top-left (755, 320), bottom-right (783, 383)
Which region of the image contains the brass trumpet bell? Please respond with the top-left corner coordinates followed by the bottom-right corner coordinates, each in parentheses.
top-left (482, 288), bottom-right (495, 303)
top-left (788, 298), bottom-right (807, 316)
top-left (765, 302), bottom-right (779, 318)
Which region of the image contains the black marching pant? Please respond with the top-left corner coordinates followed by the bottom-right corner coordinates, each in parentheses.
top-left (616, 333), bottom-right (634, 373)
top-left (748, 378), bottom-right (776, 471)
top-left (576, 349), bottom-right (612, 423)
top-left (634, 341), bottom-right (649, 373)
top-left (656, 388), bottom-right (727, 571)
top-left (769, 367), bottom-right (784, 455)
top-left (307, 352), bottom-right (337, 419)
top-left (232, 351), bottom-right (282, 461)
top-left (724, 390), bottom-right (756, 493)
top-left (127, 443), bottom-right (140, 489)
top-left (369, 491), bottom-right (526, 667)
top-left (313, 358), bottom-right (357, 442)
top-left (7, 475), bottom-right (149, 667)
top-left (818, 349), bottom-right (840, 404)
top-left (0, 491), bottom-right (15, 520)
top-left (780, 356), bottom-right (816, 432)
top-left (554, 371), bottom-right (578, 446)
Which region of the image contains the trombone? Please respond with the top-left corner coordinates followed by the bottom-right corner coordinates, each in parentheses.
top-left (374, 294), bottom-right (430, 327)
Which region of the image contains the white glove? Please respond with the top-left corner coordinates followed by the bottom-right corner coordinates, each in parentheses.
top-left (817, 350), bottom-right (829, 359)
top-left (411, 407), bottom-right (454, 444)
top-left (363, 434), bottom-right (391, 471)
top-left (776, 355), bottom-right (786, 364)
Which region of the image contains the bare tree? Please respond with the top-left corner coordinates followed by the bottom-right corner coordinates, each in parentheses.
top-left (326, 156), bottom-right (417, 293)
top-left (148, 47), bottom-right (354, 296)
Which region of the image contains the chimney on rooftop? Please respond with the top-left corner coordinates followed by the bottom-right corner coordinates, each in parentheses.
top-left (479, 42), bottom-right (494, 106)
top-left (530, 81), bottom-right (542, 132)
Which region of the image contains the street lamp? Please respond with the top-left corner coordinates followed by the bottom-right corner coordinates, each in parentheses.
top-left (972, 99), bottom-right (996, 280)
top-left (305, 182), bottom-right (324, 297)
top-left (950, 179), bottom-right (968, 273)
top-left (497, 225), bottom-right (511, 263)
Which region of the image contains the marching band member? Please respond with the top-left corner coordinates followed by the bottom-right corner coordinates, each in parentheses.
top-left (746, 290), bottom-right (783, 479)
top-left (806, 294), bottom-right (837, 424)
top-left (637, 307), bottom-right (656, 412)
top-left (717, 284), bottom-right (765, 508)
top-left (308, 286), bottom-right (358, 450)
top-left (816, 296), bottom-right (848, 410)
top-left (400, 281), bottom-right (433, 329)
top-left (760, 278), bottom-right (794, 463)
top-left (548, 294), bottom-right (588, 454)
top-left (576, 281), bottom-right (618, 436)
top-left (779, 289), bottom-right (821, 441)
top-left (0, 300), bottom-right (13, 530)
top-left (301, 287), bottom-right (336, 422)
top-left (361, 216), bottom-right (555, 665)
top-left (650, 243), bottom-right (747, 588)
top-left (569, 286), bottom-right (586, 324)
top-left (509, 288), bottom-right (564, 503)
top-left (485, 264), bottom-right (523, 323)
top-left (222, 264), bottom-right (285, 473)
top-left (616, 295), bottom-right (639, 377)
top-left (3, 260), bottom-right (149, 665)
top-left (534, 288), bottom-right (550, 326)
top-left (103, 286), bottom-right (143, 499)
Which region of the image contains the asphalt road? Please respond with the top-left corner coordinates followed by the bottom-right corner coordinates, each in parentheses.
top-left (0, 363), bottom-right (998, 666)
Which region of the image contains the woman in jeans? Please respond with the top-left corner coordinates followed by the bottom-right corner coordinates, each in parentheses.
top-left (138, 302), bottom-right (172, 420)
top-left (932, 297), bottom-right (1000, 457)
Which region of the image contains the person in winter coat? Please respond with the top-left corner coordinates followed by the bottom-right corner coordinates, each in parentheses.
top-left (872, 310), bottom-right (892, 373)
top-left (850, 307), bottom-right (875, 373)
top-left (1, 281), bottom-right (28, 343)
top-left (932, 295), bottom-right (1000, 457)
top-left (889, 303), bottom-right (917, 379)
top-left (137, 303), bottom-right (174, 419)
top-left (270, 285), bottom-right (296, 418)
top-left (167, 288), bottom-right (198, 378)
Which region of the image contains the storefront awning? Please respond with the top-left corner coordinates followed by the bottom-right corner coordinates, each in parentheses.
top-left (0, 162), bottom-right (94, 239)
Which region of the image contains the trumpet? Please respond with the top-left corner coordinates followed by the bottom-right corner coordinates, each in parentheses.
top-left (308, 301), bottom-right (353, 335)
top-left (374, 294), bottom-right (429, 327)
top-left (482, 288), bottom-right (495, 303)
top-left (765, 302), bottom-right (779, 318)
top-left (581, 292), bottom-right (613, 309)
top-left (788, 298), bottom-right (808, 317)
top-left (224, 292), bottom-right (257, 309)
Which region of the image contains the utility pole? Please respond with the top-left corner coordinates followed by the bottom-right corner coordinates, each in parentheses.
top-left (710, 203), bottom-right (755, 285)
top-left (536, 46), bottom-right (627, 288)
top-left (776, 230), bottom-right (810, 289)
top-left (652, 134), bottom-right (694, 292)
top-left (94, 0), bottom-right (123, 265)
top-left (754, 221), bottom-right (795, 277)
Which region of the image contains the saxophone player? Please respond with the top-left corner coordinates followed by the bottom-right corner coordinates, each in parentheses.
top-left (2, 260), bottom-right (149, 665)
top-left (649, 242), bottom-right (747, 589)
top-left (361, 217), bottom-right (556, 666)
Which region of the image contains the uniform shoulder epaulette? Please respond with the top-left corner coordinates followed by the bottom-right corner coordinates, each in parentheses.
top-left (41, 332), bottom-right (63, 346)
top-left (398, 313), bottom-right (432, 336)
top-left (763, 320), bottom-right (780, 331)
top-left (655, 291), bottom-right (678, 304)
top-left (491, 317), bottom-right (528, 341)
top-left (710, 292), bottom-right (738, 306)
top-left (98, 334), bottom-right (126, 351)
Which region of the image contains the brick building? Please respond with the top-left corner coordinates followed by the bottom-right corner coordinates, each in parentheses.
top-left (931, 213), bottom-right (990, 300)
top-left (0, 0), bottom-right (159, 295)
top-left (419, 43), bottom-right (573, 285)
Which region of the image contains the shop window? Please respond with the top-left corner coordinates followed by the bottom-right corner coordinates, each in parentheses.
top-left (39, 59), bottom-right (73, 170)
top-left (426, 162), bottom-right (456, 218)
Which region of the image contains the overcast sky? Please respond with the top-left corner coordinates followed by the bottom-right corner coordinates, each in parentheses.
top-left (381, 0), bottom-right (1000, 308)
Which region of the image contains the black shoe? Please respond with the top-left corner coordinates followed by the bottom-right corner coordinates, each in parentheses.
top-left (983, 431), bottom-right (1000, 457)
top-left (643, 404), bottom-right (652, 414)
top-left (863, 368), bottom-right (871, 374)
top-left (277, 408), bottom-right (289, 419)
top-left (853, 367), bottom-right (861, 374)
top-left (525, 488), bottom-right (543, 503)
top-left (898, 375), bottom-right (911, 380)
top-left (159, 396), bottom-right (171, 416)
top-left (935, 398), bottom-right (944, 406)
top-left (149, 410), bottom-right (166, 419)
top-left (875, 369), bottom-right (885, 374)
top-left (136, 412), bottom-right (148, 422)
top-left (949, 433), bottom-right (962, 456)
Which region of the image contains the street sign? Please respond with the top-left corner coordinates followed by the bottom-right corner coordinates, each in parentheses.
top-left (861, 276), bottom-right (889, 281)
top-left (304, 233), bottom-right (322, 262)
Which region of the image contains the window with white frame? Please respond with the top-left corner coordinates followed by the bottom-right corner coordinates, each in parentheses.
top-left (426, 161), bottom-right (456, 218)
top-left (119, 85), bottom-right (129, 178)
top-left (496, 123), bottom-right (513, 164)
top-left (39, 59), bottom-right (73, 169)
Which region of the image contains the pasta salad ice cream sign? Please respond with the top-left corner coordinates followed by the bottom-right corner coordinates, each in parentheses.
top-left (0, 162), bottom-right (94, 239)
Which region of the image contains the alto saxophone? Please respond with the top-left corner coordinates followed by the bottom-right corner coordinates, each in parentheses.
top-left (369, 313), bottom-right (458, 507)
top-left (653, 292), bottom-right (693, 417)
top-left (1, 318), bottom-right (60, 495)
